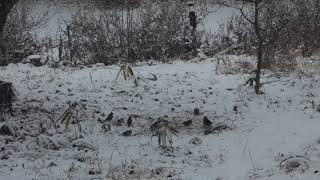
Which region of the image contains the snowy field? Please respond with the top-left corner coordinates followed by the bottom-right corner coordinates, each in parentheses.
top-left (1, 1), bottom-right (320, 180)
top-left (1, 57), bottom-right (320, 180)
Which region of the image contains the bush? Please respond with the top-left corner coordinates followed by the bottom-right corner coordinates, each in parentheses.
top-left (211, 15), bottom-right (255, 56)
top-left (94, 0), bottom-right (141, 9)
top-left (212, 0), bottom-right (320, 71)
top-left (58, 1), bottom-right (207, 65)
top-left (0, 1), bottom-right (47, 66)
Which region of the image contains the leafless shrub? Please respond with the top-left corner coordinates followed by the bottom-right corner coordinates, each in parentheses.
top-left (58, 1), bottom-right (207, 66)
top-left (296, 56), bottom-right (320, 76)
top-left (234, 59), bottom-right (255, 73)
top-left (212, 0), bottom-right (320, 72)
top-left (0, 1), bottom-right (48, 66)
top-left (210, 15), bottom-right (255, 56)
top-left (215, 55), bottom-right (255, 75)
top-left (271, 54), bottom-right (298, 73)
top-left (94, 0), bottom-right (142, 9)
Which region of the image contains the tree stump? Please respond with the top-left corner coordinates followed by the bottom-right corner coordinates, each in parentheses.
top-left (0, 81), bottom-right (16, 114)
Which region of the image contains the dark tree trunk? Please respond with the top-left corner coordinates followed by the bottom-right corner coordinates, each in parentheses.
top-left (253, 0), bottom-right (263, 94)
top-left (0, 80), bottom-right (16, 114)
top-left (0, 4), bottom-right (9, 53)
top-left (0, 0), bottom-right (19, 53)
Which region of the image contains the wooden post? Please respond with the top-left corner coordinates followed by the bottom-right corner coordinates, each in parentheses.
top-left (188, 2), bottom-right (197, 56)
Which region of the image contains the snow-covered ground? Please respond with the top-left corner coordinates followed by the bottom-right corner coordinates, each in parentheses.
top-left (2, 1), bottom-right (320, 180)
top-left (1, 57), bottom-right (320, 180)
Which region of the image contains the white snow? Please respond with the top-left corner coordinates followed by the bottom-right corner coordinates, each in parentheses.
top-left (204, 6), bottom-right (238, 33)
top-left (2, 1), bottom-right (320, 180)
top-left (1, 58), bottom-right (320, 180)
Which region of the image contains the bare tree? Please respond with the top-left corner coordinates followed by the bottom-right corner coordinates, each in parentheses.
top-left (239, 0), bottom-right (263, 94)
top-left (214, 0), bottom-right (286, 94)
top-left (214, 0), bottom-right (265, 94)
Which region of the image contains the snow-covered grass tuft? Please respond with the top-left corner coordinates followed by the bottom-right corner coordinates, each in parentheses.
top-left (0, 121), bottom-right (19, 137)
